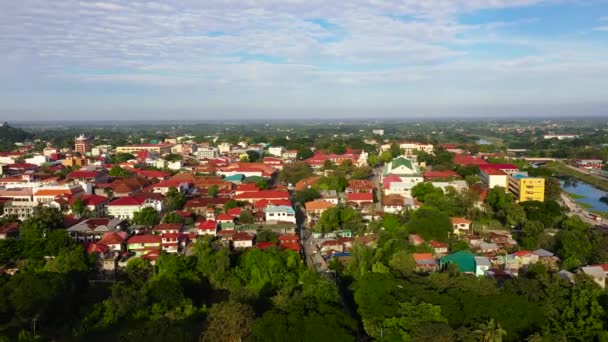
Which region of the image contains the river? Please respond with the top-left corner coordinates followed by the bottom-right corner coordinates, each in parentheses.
top-left (558, 177), bottom-right (608, 213)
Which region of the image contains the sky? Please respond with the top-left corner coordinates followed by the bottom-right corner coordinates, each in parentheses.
top-left (1, 0), bottom-right (608, 120)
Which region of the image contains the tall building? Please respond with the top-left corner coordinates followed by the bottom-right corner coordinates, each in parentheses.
top-left (74, 134), bottom-right (91, 155)
top-left (508, 173), bottom-right (545, 202)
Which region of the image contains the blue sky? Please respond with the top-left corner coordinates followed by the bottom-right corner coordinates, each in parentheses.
top-left (1, 0), bottom-right (607, 119)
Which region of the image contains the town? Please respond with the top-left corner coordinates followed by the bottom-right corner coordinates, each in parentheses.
top-left (0, 119), bottom-right (607, 340)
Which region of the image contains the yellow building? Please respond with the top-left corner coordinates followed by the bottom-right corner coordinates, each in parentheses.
top-left (508, 173), bottom-right (545, 202)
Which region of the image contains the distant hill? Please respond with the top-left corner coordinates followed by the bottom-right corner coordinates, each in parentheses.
top-left (0, 123), bottom-right (33, 150)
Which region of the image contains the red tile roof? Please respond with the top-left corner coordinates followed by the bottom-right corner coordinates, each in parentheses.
top-left (227, 207), bottom-right (242, 216)
top-left (479, 163), bottom-right (519, 170)
top-left (216, 213), bottom-right (234, 222)
top-left (382, 175), bottom-right (402, 189)
top-left (236, 183), bottom-right (260, 192)
top-left (199, 220), bottom-right (217, 230)
top-left (233, 232), bottom-right (253, 241)
top-left (234, 190), bottom-right (289, 201)
top-left (68, 194), bottom-right (107, 206)
top-left (257, 241), bottom-right (278, 249)
top-left (128, 234), bottom-right (162, 244)
top-left (451, 217), bottom-right (471, 224)
top-left (86, 242), bottom-right (109, 254)
top-left (68, 170), bottom-right (102, 179)
top-left (429, 240), bottom-right (448, 248)
top-left (108, 197), bottom-right (146, 206)
top-left (153, 223), bottom-right (182, 231)
top-left (255, 199), bottom-right (292, 210)
top-left (99, 232), bottom-right (127, 245)
top-left (280, 242), bottom-right (301, 252)
top-left (513, 250), bottom-right (533, 257)
top-left (453, 154), bottom-right (488, 166)
top-left (413, 253), bottom-right (435, 262)
top-left (422, 170), bottom-right (460, 180)
top-left (346, 192), bottom-right (373, 202)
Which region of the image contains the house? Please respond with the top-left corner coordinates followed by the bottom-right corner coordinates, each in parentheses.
top-left (217, 162), bottom-right (277, 178)
top-left (66, 218), bottom-right (125, 242)
top-left (304, 150), bottom-right (361, 169)
top-left (98, 231), bottom-right (128, 252)
top-left (381, 157), bottom-right (423, 196)
top-left (579, 266), bottom-right (606, 289)
top-left (216, 213), bottom-right (235, 224)
top-left (440, 251), bottom-right (476, 273)
top-left (152, 223), bottom-right (183, 234)
top-left (450, 217), bottom-right (471, 235)
top-left (161, 232), bottom-right (180, 253)
top-left (479, 163), bottom-right (520, 176)
top-left (413, 253), bottom-right (438, 272)
top-left (265, 205), bottom-right (296, 224)
top-left (234, 190), bottom-right (289, 204)
top-left (477, 242), bottom-right (500, 254)
top-left (320, 240), bottom-right (343, 253)
top-left (576, 159), bottom-right (603, 169)
top-left (107, 196), bottom-right (163, 220)
top-left (68, 194), bottom-right (109, 217)
top-left (533, 249), bottom-right (560, 269)
top-left (305, 199), bottom-right (335, 222)
top-left (151, 179), bottom-right (190, 195)
top-left (474, 256), bottom-right (491, 277)
top-left (408, 234), bottom-right (425, 246)
top-left (233, 232), bottom-right (254, 248)
top-left (510, 250), bottom-right (539, 267)
top-left (262, 157), bottom-right (284, 170)
top-left (67, 169), bottom-right (109, 184)
top-left (254, 199), bottom-right (292, 212)
top-left (345, 180), bottom-right (375, 194)
top-left (184, 197), bottom-right (229, 215)
top-left (235, 183), bottom-right (260, 195)
top-left (422, 170), bottom-right (460, 181)
top-left (126, 234), bottom-right (162, 256)
top-left (479, 168), bottom-right (508, 190)
top-left (429, 240), bottom-right (449, 255)
top-left (198, 220), bottom-right (217, 236)
top-left (319, 190), bottom-right (340, 204)
top-left (382, 194), bottom-right (406, 214)
top-left (346, 192), bottom-right (373, 208)
top-left (453, 154), bottom-right (488, 166)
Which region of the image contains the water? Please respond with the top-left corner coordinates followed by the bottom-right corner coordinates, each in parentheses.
top-left (558, 177), bottom-right (608, 213)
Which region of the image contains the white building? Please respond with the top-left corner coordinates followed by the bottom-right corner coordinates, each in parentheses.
top-left (480, 169), bottom-right (508, 190)
top-left (197, 147), bottom-right (219, 159)
top-left (268, 146), bottom-right (284, 157)
top-left (218, 143), bottom-right (232, 154)
top-left (25, 155), bottom-right (49, 166)
top-left (106, 197), bottom-right (163, 220)
top-left (399, 142), bottom-right (434, 155)
top-left (372, 129), bottom-right (384, 136)
top-left (265, 205), bottom-right (296, 224)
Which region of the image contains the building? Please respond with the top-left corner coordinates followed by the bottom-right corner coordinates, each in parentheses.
top-left (74, 134), bottom-right (91, 154)
top-left (440, 251), bottom-right (476, 274)
top-left (372, 129), bottom-right (384, 136)
top-left (543, 134), bottom-right (578, 140)
top-left (127, 235), bottom-right (162, 256)
top-left (68, 194), bottom-right (109, 217)
top-left (381, 157), bottom-right (423, 196)
top-left (116, 143), bottom-right (174, 155)
top-left (66, 218), bottom-right (125, 243)
top-left (106, 197), bottom-right (163, 220)
top-left (197, 147), bottom-right (219, 159)
top-left (305, 199), bottom-right (335, 223)
top-left (233, 232), bottom-right (254, 248)
top-left (508, 173), bottom-right (545, 202)
top-left (576, 159), bottom-right (603, 169)
top-left (479, 168), bottom-right (508, 190)
top-left (479, 163), bottom-right (520, 176)
top-left (265, 205), bottom-right (296, 224)
top-left (233, 190), bottom-right (289, 204)
top-left (413, 253), bottom-right (438, 272)
top-left (451, 217), bottom-right (472, 235)
top-left (398, 142), bottom-right (434, 155)
top-left (268, 146), bottom-right (284, 157)
top-left (474, 256), bottom-right (491, 276)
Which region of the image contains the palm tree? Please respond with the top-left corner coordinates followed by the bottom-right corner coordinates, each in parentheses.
top-left (474, 319), bottom-right (507, 342)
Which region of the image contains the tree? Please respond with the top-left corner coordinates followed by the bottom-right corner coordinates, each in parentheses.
top-left (239, 209), bottom-right (254, 224)
top-left (19, 207), bottom-right (64, 240)
top-left (279, 162), bottom-right (313, 185)
top-left (108, 165), bottom-right (131, 177)
top-left (381, 301), bottom-right (449, 341)
top-left (164, 153), bottom-right (182, 162)
top-left (257, 230), bottom-right (278, 243)
top-left (407, 206), bottom-right (453, 242)
top-left (555, 229), bottom-right (592, 269)
top-left (201, 301), bottom-right (254, 342)
top-left (164, 187), bottom-right (186, 211)
top-left (132, 207), bottom-right (160, 226)
top-left (295, 188), bottom-right (320, 204)
top-left (208, 185), bottom-right (219, 198)
top-left (521, 220), bottom-right (545, 249)
top-left (44, 246), bottom-right (89, 273)
top-left (474, 319), bottom-right (507, 342)
top-left (70, 197), bottom-right (87, 217)
top-left (163, 212), bottom-right (185, 224)
top-left (296, 147), bottom-right (313, 160)
top-left (412, 183), bottom-right (443, 202)
top-left (246, 150), bottom-right (261, 162)
top-left (108, 153), bottom-right (135, 164)
top-left (544, 177), bottom-right (562, 202)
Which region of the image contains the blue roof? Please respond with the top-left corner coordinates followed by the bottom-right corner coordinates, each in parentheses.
top-left (224, 174), bottom-right (245, 182)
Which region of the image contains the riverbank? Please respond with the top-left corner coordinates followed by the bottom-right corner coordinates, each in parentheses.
top-left (546, 162), bottom-right (608, 192)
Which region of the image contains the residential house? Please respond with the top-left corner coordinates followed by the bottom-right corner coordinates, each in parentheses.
top-left (66, 218), bottom-right (125, 242)
top-left (68, 194), bottom-right (109, 217)
top-left (450, 217), bottom-right (472, 235)
top-left (409, 234), bottom-right (425, 246)
top-left (234, 190), bottom-right (289, 204)
top-left (305, 199), bottom-right (335, 223)
top-left (413, 253), bottom-right (438, 272)
top-left (127, 234), bottom-right (162, 256)
top-left (198, 220), bottom-right (218, 236)
top-left (382, 194), bottom-right (406, 214)
top-left (474, 256), bottom-right (491, 277)
top-left (346, 192), bottom-right (373, 209)
top-left (106, 196), bottom-right (163, 220)
top-left (98, 231), bottom-right (128, 252)
top-left (320, 240), bottom-right (343, 253)
top-left (295, 176), bottom-right (321, 191)
top-left (216, 213), bottom-right (235, 224)
top-left (510, 250), bottom-right (539, 268)
top-left (233, 232), bottom-right (254, 248)
top-left (345, 180), bottom-right (375, 194)
top-left (319, 190), bottom-right (340, 205)
top-left (265, 205), bottom-right (296, 224)
top-left (429, 240), bottom-right (449, 255)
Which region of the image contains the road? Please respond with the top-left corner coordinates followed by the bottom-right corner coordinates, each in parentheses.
top-left (301, 227), bottom-right (328, 272)
top-left (560, 193), bottom-right (603, 225)
top-left (562, 163), bottom-right (608, 182)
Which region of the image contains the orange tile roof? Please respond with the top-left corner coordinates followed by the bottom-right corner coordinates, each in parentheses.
top-left (305, 199), bottom-right (335, 211)
top-left (412, 253), bottom-right (434, 262)
top-left (451, 217), bottom-right (471, 224)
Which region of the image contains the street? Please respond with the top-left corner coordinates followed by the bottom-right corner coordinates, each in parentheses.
top-left (560, 193), bottom-right (603, 225)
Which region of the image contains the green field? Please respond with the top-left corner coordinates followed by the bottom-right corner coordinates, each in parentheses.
top-left (565, 191), bottom-right (585, 199)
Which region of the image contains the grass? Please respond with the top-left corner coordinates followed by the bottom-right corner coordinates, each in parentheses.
top-left (565, 191), bottom-right (585, 199)
top-left (545, 162), bottom-right (608, 192)
top-left (576, 201), bottom-right (593, 209)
